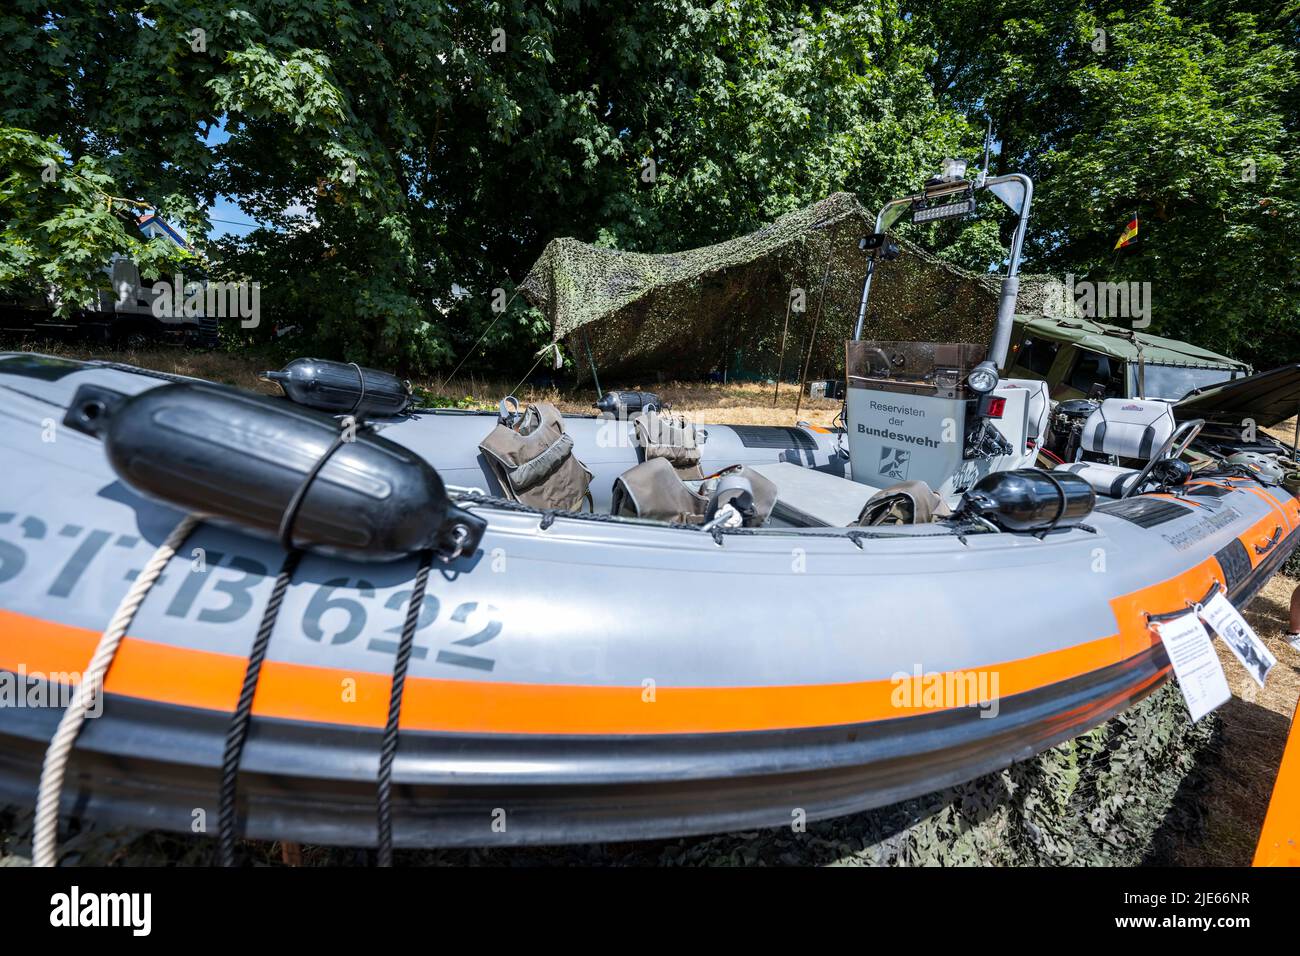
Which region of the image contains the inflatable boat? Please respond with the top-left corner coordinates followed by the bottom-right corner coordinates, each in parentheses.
top-left (3, 166), bottom-right (1299, 861)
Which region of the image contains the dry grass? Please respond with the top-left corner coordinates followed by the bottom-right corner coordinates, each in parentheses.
top-left (7, 339), bottom-right (1300, 865)
top-left (1156, 416), bottom-right (1300, 865)
top-left (17, 341), bottom-right (844, 428)
top-left (1265, 417), bottom-right (1300, 446)
top-left (20, 340), bottom-right (279, 393)
top-left (435, 376), bottom-right (844, 426)
top-left (1171, 572), bottom-right (1300, 866)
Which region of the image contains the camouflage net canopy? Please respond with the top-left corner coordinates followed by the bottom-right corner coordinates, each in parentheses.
top-left (520, 192), bottom-right (1054, 382)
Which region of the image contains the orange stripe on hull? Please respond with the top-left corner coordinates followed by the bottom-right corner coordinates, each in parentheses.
top-left (1240, 512), bottom-right (1288, 569)
top-left (0, 604), bottom-right (1162, 735)
top-left (1110, 555), bottom-right (1223, 659)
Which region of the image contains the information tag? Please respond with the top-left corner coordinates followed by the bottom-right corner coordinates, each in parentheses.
top-left (1152, 611), bottom-right (1231, 722)
top-left (1199, 591), bottom-right (1276, 688)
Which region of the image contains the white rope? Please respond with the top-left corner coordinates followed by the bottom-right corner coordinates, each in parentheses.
top-left (433, 285), bottom-right (524, 394)
top-left (32, 513), bottom-right (200, 867)
top-left (507, 345), bottom-right (555, 399)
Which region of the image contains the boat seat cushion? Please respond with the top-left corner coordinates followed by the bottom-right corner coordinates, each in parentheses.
top-left (1000, 378), bottom-right (1052, 444)
top-left (748, 461), bottom-right (881, 527)
top-left (1079, 398), bottom-right (1175, 460)
top-left (1056, 461), bottom-right (1140, 498)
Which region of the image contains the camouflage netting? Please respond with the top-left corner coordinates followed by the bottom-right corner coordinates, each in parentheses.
top-left (520, 193), bottom-right (1057, 382)
top-left (0, 682), bottom-right (1217, 866)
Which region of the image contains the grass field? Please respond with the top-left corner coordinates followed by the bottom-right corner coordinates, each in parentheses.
top-left (14, 341), bottom-right (847, 426)
top-left (1, 342), bottom-right (1297, 866)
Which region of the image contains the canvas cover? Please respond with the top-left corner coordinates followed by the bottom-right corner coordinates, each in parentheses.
top-left (1013, 314), bottom-right (1248, 370)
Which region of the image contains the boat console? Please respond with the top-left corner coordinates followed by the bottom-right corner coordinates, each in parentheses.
top-left (845, 340), bottom-right (1036, 500)
top-left (843, 149), bottom-right (1046, 506)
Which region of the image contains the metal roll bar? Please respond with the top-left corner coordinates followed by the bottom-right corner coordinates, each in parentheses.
top-left (1121, 418), bottom-right (1205, 499)
top-left (853, 172), bottom-right (1034, 374)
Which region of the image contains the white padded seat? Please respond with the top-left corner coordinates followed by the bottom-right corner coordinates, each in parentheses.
top-left (1054, 398), bottom-right (1175, 497)
top-left (1078, 398), bottom-right (1175, 460)
top-left (1000, 378), bottom-right (1052, 446)
top-left (1056, 462), bottom-right (1141, 498)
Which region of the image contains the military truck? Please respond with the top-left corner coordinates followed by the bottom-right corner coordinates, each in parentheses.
top-left (1006, 314), bottom-right (1250, 402)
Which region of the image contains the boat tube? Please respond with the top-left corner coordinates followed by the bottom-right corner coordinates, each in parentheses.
top-left (2, 351), bottom-right (1298, 850)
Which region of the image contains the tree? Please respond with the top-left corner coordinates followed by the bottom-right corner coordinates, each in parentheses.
top-left (0, 127), bottom-right (190, 310)
top-left (5, 1), bottom-right (1293, 370)
top-left (1, 1), bottom-right (968, 370)
top-left (908, 0), bottom-right (1299, 366)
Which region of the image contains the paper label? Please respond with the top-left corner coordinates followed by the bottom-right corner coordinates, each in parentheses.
top-left (1153, 611), bottom-right (1231, 722)
top-left (1199, 591), bottom-right (1276, 688)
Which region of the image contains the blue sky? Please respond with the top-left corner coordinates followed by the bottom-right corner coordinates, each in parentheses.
top-left (203, 117), bottom-right (265, 239)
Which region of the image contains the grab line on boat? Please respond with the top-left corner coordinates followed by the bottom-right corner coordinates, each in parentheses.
top-left (31, 513), bottom-right (201, 868)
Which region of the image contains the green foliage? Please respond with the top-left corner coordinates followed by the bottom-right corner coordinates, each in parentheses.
top-left (911, 0), bottom-right (1299, 367)
top-left (0, 2), bottom-right (969, 370)
top-left (411, 387), bottom-right (480, 410)
top-left (0, 128), bottom-right (190, 311)
top-left (1, 1), bottom-right (1296, 370)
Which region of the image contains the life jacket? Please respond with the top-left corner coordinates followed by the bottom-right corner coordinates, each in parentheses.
top-left (612, 459), bottom-right (776, 527)
top-left (633, 410), bottom-right (704, 480)
top-left (479, 400), bottom-right (593, 510)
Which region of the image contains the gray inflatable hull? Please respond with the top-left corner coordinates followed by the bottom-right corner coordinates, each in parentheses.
top-left (1, 354), bottom-right (1296, 848)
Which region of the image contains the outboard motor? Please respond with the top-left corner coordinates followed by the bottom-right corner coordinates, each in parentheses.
top-left (959, 468), bottom-right (1095, 533)
top-left (1044, 398), bottom-right (1100, 462)
top-left (594, 390), bottom-right (662, 418)
top-left (262, 357), bottom-right (414, 418)
top-left (63, 382), bottom-right (484, 562)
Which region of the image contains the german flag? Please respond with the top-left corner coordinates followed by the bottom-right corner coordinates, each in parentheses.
top-left (1114, 216), bottom-right (1139, 250)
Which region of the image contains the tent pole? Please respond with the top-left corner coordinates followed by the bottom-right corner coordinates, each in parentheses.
top-left (581, 330), bottom-right (603, 399)
top-left (773, 287), bottom-right (794, 408)
top-left (1291, 403), bottom-right (1299, 460)
top-left (794, 228), bottom-right (838, 419)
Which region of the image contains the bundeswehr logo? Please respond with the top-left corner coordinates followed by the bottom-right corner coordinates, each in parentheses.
top-left (878, 446), bottom-right (910, 480)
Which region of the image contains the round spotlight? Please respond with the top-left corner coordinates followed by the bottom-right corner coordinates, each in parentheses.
top-left (967, 363), bottom-right (999, 394)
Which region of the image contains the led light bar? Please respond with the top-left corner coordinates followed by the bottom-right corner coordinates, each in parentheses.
top-left (912, 196), bottom-right (976, 223)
